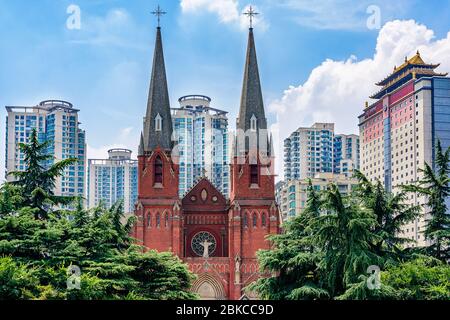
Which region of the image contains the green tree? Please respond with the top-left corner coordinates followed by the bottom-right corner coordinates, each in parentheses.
top-left (250, 182), bottom-right (329, 300)
top-left (382, 256), bottom-right (450, 300)
top-left (9, 129), bottom-right (77, 219)
top-left (403, 141), bottom-right (450, 261)
top-left (354, 170), bottom-right (420, 259)
top-left (0, 132), bottom-right (197, 300)
top-left (314, 184), bottom-right (382, 296)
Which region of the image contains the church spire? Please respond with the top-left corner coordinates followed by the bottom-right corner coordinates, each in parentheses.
top-left (141, 17), bottom-right (173, 154)
top-left (237, 27), bottom-right (267, 133)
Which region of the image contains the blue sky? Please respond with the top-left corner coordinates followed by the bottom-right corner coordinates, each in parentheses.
top-left (1, 0), bottom-right (450, 179)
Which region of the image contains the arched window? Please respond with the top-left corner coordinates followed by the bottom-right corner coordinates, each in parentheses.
top-left (156, 213), bottom-right (161, 228)
top-left (262, 213), bottom-right (267, 227)
top-left (155, 113), bottom-right (162, 132)
top-left (253, 213), bottom-right (257, 228)
top-left (165, 213), bottom-right (169, 227)
top-left (250, 164), bottom-right (259, 185)
top-left (243, 213), bottom-right (248, 227)
top-left (147, 213), bottom-right (151, 228)
top-left (154, 156), bottom-right (163, 184)
top-left (250, 114), bottom-right (257, 131)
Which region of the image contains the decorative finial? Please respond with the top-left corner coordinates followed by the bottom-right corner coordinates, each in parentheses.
top-left (243, 5), bottom-right (259, 29)
top-left (416, 50), bottom-right (420, 56)
top-left (152, 5), bottom-right (167, 28)
top-left (405, 56), bottom-right (408, 62)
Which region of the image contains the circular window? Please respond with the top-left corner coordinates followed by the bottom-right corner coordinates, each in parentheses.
top-left (212, 196), bottom-right (218, 202)
top-left (191, 231), bottom-right (217, 257)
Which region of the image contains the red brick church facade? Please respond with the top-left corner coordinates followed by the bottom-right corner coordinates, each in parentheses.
top-left (132, 24), bottom-right (280, 300)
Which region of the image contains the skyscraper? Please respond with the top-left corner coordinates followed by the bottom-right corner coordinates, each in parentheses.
top-left (284, 123), bottom-right (335, 181)
top-left (334, 134), bottom-right (360, 177)
top-left (5, 100), bottom-right (86, 197)
top-left (359, 52), bottom-right (450, 247)
top-left (87, 149), bottom-right (138, 213)
top-left (172, 95), bottom-right (229, 197)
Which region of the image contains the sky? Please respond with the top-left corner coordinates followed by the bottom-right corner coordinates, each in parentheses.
top-left (1, 0), bottom-right (450, 181)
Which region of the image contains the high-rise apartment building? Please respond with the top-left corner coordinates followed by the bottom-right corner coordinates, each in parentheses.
top-left (359, 52), bottom-right (450, 247)
top-left (284, 123), bottom-right (335, 181)
top-left (172, 95), bottom-right (229, 196)
top-left (5, 100), bottom-right (86, 197)
top-left (334, 134), bottom-right (360, 177)
top-left (278, 173), bottom-right (358, 220)
top-left (87, 149), bottom-right (138, 213)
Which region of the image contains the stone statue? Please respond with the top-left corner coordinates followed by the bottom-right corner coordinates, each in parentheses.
top-left (200, 240), bottom-right (212, 259)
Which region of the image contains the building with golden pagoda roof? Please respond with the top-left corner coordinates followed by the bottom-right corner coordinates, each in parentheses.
top-left (370, 51), bottom-right (448, 99)
top-left (359, 51), bottom-right (450, 248)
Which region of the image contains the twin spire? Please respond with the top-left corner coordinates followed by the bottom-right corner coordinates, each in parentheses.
top-left (140, 25), bottom-right (173, 154)
top-left (140, 7), bottom-right (267, 156)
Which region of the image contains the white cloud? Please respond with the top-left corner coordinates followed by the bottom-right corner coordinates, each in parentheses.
top-left (180, 0), bottom-right (267, 30)
top-left (270, 20), bottom-right (450, 179)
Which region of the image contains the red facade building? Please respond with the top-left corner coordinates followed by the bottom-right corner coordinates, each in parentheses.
top-left (132, 25), bottom-right (280, 300)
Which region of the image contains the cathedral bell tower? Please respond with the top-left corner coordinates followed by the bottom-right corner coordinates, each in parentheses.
top-left (228, 21), bottom-right (280, 300)
top-left (133, 22), bottom-right (182, 255)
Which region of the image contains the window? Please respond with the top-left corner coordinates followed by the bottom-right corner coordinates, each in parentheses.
top-left (253, 214), bottom-right (257, 228)
top-left (165, 214), bottom-right (169, 227)
top-left (154, 156), bottom-right (163, 184)
top-left (262, 213), bottom-right (267, 227)
top-left (243, 213), bottom-right (248, 227)
top-left (156, 213), bottom-right (161, 228)
top-left (147, 214), bottom-right (151, 228)
top-left (250, 114), bottom-right (257, 131)
top-left (250, 164), bottom-right (258, 185)
top-left (155, 113), bottom-right (162, 132)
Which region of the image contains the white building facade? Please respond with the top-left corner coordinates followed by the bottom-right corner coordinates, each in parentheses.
top-left (87, 149), bottom-right (138, 213)
top-left (5, 100), bottom-right (86, 197)
top-left (172, 95), bottom-right (229, 197)
top-left (278, 173), bottom-right (358, 220)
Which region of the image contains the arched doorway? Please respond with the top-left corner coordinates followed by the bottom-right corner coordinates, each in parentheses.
top-left (191, 273), bottom-right (226, 300)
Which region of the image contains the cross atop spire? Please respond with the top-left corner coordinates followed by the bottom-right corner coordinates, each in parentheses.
top-left (243, 6), bottom-right (259, 29)
top-left (152, 5), bottom-right (166, 28)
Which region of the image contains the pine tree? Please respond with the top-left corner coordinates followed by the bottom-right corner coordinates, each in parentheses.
top-left (250, 181), bottom-right (329, 300)
top-left (354, 170), bottom-right (420, 259)
top-left (314, 184), bottom-right (381, 296)
top-left (403, 141), bottom-right (450, 261)
top-left (9, 129), bottom-right (78, 219)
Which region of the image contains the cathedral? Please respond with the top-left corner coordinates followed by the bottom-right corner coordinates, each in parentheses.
top-left (132, 19), bottom-right (280, 300)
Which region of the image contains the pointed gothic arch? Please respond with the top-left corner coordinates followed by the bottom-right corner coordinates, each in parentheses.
top-left (154, 155), bottom-right (163, 184)
top-left (191, 273), bottom-right (226, 300)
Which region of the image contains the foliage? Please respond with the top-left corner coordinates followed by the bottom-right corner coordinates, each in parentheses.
top-left (382, 257), bottom-right (450, 300)
top-left (253, 142), bottom-right (450, 300)
top-left (403, 141), bottom-right (450, 261)
top-left (0, 133), bottom-right (197, 300)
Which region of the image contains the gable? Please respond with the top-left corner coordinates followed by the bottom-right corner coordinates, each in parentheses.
top-left (181, 178), bottom-right (228, 211)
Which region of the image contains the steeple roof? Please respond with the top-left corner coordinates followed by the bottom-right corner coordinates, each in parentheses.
top-left (237, 28), bottom-right (267, 132)
top-left (141, 27), bottom-right (173, 154)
